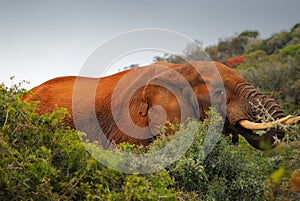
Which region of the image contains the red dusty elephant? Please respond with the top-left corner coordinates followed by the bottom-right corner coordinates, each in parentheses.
top-left (22, 61), bottom-right (300, 150)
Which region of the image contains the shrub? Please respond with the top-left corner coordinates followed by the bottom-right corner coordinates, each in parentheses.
top-left (0, 83), bottom-right (176, 200)
top-left (280, 44), bottom-right (300, 57)
top-left (149, 110), bottom-right (273, 201)
top-left (226, 55), bottom-right (246, 67)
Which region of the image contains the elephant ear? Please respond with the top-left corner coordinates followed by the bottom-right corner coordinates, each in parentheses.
top-left (142, 66), bottom-right (200, 134)
top-left (110, 65), bottom-right (172, 141)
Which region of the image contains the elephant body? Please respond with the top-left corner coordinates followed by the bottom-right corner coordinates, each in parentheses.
top-left (23, 61), bottom-right (288, 150)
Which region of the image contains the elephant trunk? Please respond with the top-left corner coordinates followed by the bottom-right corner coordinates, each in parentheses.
top-left (236, 84), bottom-right (286, 150)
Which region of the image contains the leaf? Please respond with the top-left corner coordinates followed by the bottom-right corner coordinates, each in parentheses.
top-left (270, 167), bottom-right (285, 184)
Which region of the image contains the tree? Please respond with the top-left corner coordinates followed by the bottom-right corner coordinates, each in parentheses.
top-left (265, 32), bottom-right (292, 54)
top-left (239, 30), bottom-right (259, 39)
top-left (153, 42), bottom-right (209, 64)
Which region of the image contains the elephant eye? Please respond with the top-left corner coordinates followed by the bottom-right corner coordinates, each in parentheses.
top-left (214, 90), bottom-right (224, 96)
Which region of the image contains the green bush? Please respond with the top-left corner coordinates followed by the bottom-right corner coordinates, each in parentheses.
top-left (161, 118), bottom-right (272, 201)
top-left (280, 44), bottom-right (300, 56)
top-left (0, 83), bottom-right (176, 200)
top-left (149, 111), bottom-right (300, 201)
top-left (264, 141), bottom-right (300, 201)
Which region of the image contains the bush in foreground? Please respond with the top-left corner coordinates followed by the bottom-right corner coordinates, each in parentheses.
top-left (0, 83), bottom-right (176, 200)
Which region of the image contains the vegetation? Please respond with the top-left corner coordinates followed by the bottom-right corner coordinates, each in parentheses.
top-left (1, 23), bottom-right (300, 200)
top-left (0, 83), bottom-right (177, 200)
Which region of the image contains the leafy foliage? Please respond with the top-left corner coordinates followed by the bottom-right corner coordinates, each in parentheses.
top-left (161, 116), bottom-right (272, 201)
top-left (0, 83), bottom-right (176, 200)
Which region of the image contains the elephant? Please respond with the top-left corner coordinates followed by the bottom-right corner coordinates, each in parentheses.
top-left (22, 61), bottom-right (300, 150)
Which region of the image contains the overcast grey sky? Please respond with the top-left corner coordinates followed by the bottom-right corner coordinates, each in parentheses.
top-left (0, 0), bottom-right (299, 88)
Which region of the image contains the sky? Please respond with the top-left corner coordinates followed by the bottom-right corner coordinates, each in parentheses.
top-left (0, 0), bottom-right (299, 89)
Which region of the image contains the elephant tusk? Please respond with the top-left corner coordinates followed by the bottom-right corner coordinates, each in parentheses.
top-left (239, 115), bottom-right (293, 130)
top-left (283, 116), bottom-right (300, 125)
